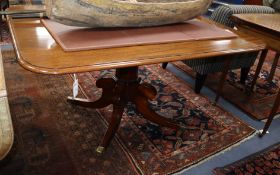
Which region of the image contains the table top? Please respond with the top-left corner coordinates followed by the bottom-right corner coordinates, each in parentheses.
top-left (231, 14), bottom-right (280, 38)
top-left (1, 5), bottom-right (45, 15)
top-left (8, 16), bottom-right (265, 75)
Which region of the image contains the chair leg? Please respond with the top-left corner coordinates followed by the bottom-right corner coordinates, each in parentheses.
top-left (267, 52), bottom-right (280, 82)
top-left (240, 67), bottom-right (250, 84)
top-left (194, 73), bottom-right (207, 94)
top-left (259, 90), bottom-right (280, 137)
top-left (214, 57), bottom-right (231, 104)
top-left (250, 49), bottom-right (268, 92)
top-left (162, 62), bottom-right (168, 69)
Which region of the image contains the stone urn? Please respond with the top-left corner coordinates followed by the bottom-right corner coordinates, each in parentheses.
top-left (45, 0), bottom-right (213, 27)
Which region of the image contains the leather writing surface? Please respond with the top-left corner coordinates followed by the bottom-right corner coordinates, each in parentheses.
top-left (42, 19), bottom-right (237, 52)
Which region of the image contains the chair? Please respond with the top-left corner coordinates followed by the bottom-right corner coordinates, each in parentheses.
top-left (0, 0), bottom-right (9, 12)
top-left (162, 4), bottom-right (275, 93)
top-left (0, 0), bottom-right (9, 20)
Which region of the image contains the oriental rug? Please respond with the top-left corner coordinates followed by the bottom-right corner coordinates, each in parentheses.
top-left (0, 49), bottom-right (255, 174)
top-left (171, 50), bottom-right (280, 121)
top-left (213, 142), bottom-right (280, 175)
top-left (0, 23), bottom-right (11, 46)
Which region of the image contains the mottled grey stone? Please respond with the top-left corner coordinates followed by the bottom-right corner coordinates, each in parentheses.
top-left (45, 0), bottom-right (213, 27)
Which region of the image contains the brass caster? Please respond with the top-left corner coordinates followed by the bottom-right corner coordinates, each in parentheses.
top-left (96, 146), bottom-right (105, 154)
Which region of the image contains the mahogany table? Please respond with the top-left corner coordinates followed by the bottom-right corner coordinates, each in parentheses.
top-left (7, 16), bottom-right (265, 153)
top-left (231, 14), bottom-right (280, 136)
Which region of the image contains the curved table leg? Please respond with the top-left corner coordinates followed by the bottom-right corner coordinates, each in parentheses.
top-left (133, 83), bottom-right (181, 130)
top-left (67, 78), bottom-right (116, 109)
top-left (68, 67), bottom-right (183, 153)
top-left (96, 103), bottom-right (125, 154)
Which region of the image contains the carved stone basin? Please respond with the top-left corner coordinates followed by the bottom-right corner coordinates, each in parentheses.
top-left (45, 0), bottom-right (213, 27)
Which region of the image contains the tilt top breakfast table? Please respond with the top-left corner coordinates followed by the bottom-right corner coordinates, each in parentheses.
top-left (7, 15), bottom-right (265, 153)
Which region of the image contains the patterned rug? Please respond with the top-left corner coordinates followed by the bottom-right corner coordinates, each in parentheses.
top-left (0, 22), bottom-right (11, 46)
top-left (171, 51), bottom-right (280, 121)
top-left (0, 50), bottom-right (137, 175)
top-left (213, 142), bottom-right (280, 175)
top-left (0, 49), bottom-right (255, 175)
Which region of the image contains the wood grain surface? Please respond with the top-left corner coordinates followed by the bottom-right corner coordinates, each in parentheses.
top-left (8, 17), bottom-right (265, 74)
top-left (232, 14), bottom-right (280, 52)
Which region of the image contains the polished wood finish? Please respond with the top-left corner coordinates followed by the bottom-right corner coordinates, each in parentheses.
top-left (68, 67), bottom-right (180, 152)
top-left (232, 14), bottom-right (280, 136)
top-left (231, 14), bottom-right (280, 52)
top-left (8, 16), bottom-right (265, 152)
top-left (8, 17), bottom-right (265, 75)
top-left (0, 5), bottom-right (45, 16)
top-left (7, 5), bottom-right (45, 11)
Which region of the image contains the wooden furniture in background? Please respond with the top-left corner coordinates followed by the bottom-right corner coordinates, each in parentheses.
top-left (162, 4), bottom-right (274, 94)
top-left (0, 4), bottom-right (45, 42)
top-left (243, 0), bottom-right (263, 5)
top-left (8, 16), bottom-right (265, 153)
top-left (231, 13), bottom-right (280, 136)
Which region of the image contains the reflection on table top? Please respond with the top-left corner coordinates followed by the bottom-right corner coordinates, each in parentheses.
top-left (1, 5), bottom-right (46, 15)
top-left (8, 16), bottom-right (265, 74)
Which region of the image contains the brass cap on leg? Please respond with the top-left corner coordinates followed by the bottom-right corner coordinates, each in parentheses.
top-left (96, 146), bottom-right (105, 154)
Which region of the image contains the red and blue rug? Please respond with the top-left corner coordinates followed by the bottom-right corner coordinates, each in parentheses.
top-left (1, 49), bottom-right (254, 175)
top-left (213, 142), bottom-right (280, 175)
